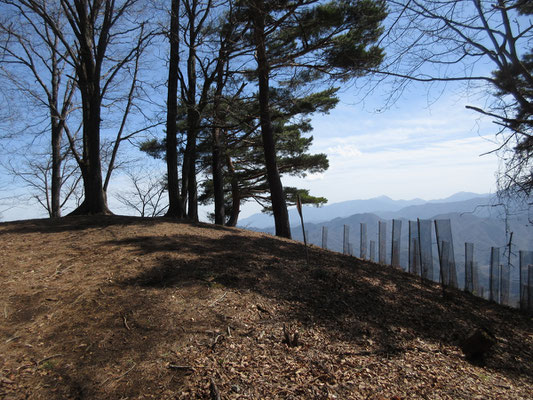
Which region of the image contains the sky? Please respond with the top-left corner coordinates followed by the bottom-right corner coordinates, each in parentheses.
top-left (0, 80), bottom-right (501, 223)
top-left (237, 84), bottom-right (500, 219)
top-left (0, 1), bottom-right (508, 224)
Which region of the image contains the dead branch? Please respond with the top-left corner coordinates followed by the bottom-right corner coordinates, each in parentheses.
top-left (168, 364), bottom-right (195, 372)
top-left (122, 315), bottom-right (131, 331)
top-left (101, 363), bottom-right (137, 386)
top-left (36, 354), bottom-right (62, 366)
top-left (208, 291), bottom-right (228, 307)
top-left (211, 334), bottom-right (225, 351)
top-left (5, 335), bottom-right (20, 344)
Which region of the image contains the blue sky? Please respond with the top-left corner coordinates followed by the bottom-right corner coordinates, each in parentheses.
top-left (0, 80), bottom-right (501, 222)
top-left (0, 1), bottom-right (511, 223)
top-left (238, 84), bottom-right (500, 219)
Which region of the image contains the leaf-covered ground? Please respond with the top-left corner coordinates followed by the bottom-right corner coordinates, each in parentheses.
top-left (0, 216), bottom-right (532, 399)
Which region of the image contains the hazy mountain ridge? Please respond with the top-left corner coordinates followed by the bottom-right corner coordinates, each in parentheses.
top-left (238, 192), bottom-right (495, 228)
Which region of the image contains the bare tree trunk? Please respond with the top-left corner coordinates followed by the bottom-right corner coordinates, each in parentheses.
top-left (48, 34), bottom-right (62, 218)
top-left (181, 112), bottom-right (199, 220)
top-left (182, 0), bottom-right (200, 221)
top-left (50, 118), bottom-right (62, 217)
top-left (62, 0), bottom-right (112, 215)
top-left (70, 92), bottom-right (110, 215)
top-left (211, 53), bottom-right (227, 225)
top-left (49, 44), bottom-right (61, 217)
top-left (165, 0), bottom-right (184, 218)
top-left (251, 0), bottom-right (291, 238)
top-left (187, 158), bottom-right (198, 221)
top-left (212, 126), bottom-right (225, 225)
top-left (226, 155), bottom-right (240, 227)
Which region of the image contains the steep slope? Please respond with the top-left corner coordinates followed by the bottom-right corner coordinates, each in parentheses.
top-left (0, 216), bottom-right (532, 399)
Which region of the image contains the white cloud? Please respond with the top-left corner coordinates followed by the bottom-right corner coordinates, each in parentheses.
top-left (326, 144), bottom-right (363, 158)
top-left (303, 172), bottom-right (326, 181)
top-left (282, 93), bottom-right (500, 204)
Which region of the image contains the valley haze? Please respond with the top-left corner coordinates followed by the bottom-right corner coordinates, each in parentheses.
top-left (238, 192), bottom-right (496, 229)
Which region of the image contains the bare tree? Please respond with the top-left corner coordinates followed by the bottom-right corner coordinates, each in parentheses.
top-left (0, 2), bottom-right (77, 217)
top-left (8, 0), bottom-right (154, 215)
top-left (5, 149), bottom-right (82, 217)
top-left (114, 168), bottom-right (167, 217)
top-left (372, 0), bottom-right (532, 200)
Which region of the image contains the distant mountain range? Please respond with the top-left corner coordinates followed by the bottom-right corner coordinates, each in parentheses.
top-left (238, 192), bottom-right (498, 228)
top-left (239, 192), bottom-right (533, 306)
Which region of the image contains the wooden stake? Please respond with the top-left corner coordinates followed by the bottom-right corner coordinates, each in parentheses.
top-left (296, 195), bottom-right (310, 267)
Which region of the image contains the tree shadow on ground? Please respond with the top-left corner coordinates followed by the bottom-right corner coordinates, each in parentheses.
top-left (4, 216), bottom-right (532, 398)
top-left (111, 230), bottom-right (533, 382)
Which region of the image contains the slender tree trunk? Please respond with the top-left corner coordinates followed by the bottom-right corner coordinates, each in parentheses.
top-left (50, 119), bottom-right (62, 217)
top-left (251, 0), bottom-right (291, 238)
top-left (50, 39), bottom-right (62, 218)
top-left (188, 157), bottom-right (198, 220)
top-left (181, 113), bottom-right (199, 220)
top-left (182, 3), bottom-right (199, 221)
top-left (211, 53), bottom-right (227, 225)
top-left (103, 25), bottom-right (143, 195)
top-left (225, 155), bottom-right (240, 227)
top-left (226, 195), bottom-right (240, 227)
top-left (212, 126), bottom-right (225, 225)
top-left (165, 0), bottom-right (184, 218)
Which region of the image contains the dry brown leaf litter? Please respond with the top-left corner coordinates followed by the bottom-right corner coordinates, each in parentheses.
top-left (0, 215), bottom-right (531, 399)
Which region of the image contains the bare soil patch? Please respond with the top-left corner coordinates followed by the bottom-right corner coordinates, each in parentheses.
top-left (0, 215), bottom-right (532, 399)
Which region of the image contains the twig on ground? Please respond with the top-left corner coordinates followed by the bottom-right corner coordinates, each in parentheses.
top-left (71, 290), bottom-right (89, 305)
top-left (48, 264), bottom-right (71, 279)
top-left (101, 363), bottom-right (136, 386)
top-left (211, 334), bottom-right (225, 351)
top-left (36, 354), bottom-right (62, 366)
top-left (122, 315), bottom-right (131, 331)
top-left (209, 291), bottom-right (228, 307)
top-left (256, 304), bottom-right (271, 315)
top-left (5, 335), bottom-right (20, 343)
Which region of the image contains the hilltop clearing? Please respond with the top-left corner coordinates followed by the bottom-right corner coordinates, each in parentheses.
top-left (0, 216), bottom-right (532, 399)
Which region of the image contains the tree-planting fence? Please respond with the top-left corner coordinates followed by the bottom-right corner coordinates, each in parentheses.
top-left (313, 219), bottom-right (533, 313)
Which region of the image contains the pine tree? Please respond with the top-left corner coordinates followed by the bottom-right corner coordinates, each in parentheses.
top-left (242, 0), bottom-right (386, 237)
top-left (198, 87), bottom-right (336, 225)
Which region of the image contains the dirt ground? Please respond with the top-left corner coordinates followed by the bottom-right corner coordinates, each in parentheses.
top-left (0, 215), bottom-right (532, 399)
